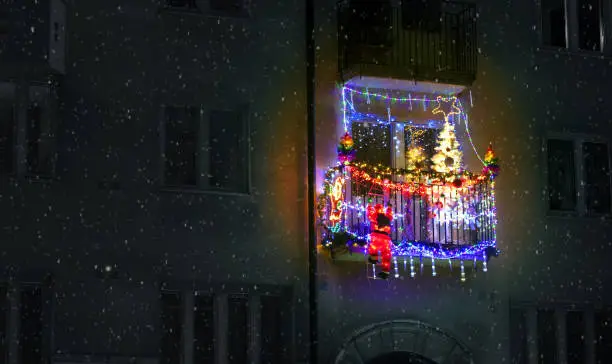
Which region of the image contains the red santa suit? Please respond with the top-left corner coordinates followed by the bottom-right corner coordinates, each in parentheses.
top-left (367, 203), bottom-right (393, 278)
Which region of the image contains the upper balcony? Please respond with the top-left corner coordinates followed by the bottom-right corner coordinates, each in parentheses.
top-left (337, 0), bottom-right (478, 87)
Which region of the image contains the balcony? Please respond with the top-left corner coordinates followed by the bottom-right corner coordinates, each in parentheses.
top-left (320, 163), bottom-right (497, 279)
top-left (337, 0), bottom-right (477, 86)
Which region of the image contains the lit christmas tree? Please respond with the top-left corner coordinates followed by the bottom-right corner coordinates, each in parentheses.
top-left (431, 121), bottom-right (463, 173)
top-left (482, 143), bottom-right (500, 178)
top-left (337, 132), bottom-right (356, 164)
top-left (406, 145), bottom-right (426, 171)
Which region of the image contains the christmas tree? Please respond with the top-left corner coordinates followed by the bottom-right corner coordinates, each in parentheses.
top-left (406, 145), bottom-right (426, 171)
top-left (337, 132), bottom-right (356, 164)
top-left (482, 143), bottom-right (500, 178)
top-left (431, 121), bottom-right (463, 173)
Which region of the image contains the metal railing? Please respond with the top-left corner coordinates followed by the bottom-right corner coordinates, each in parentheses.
top-left (337, 0), bottom-right (478, 83)
top-left (322, 166), bottom-right (496, 258)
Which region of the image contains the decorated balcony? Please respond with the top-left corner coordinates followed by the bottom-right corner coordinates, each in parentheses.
top-left (318, 87), bottom-right (499, 280)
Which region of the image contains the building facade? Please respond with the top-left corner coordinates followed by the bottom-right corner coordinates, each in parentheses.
top-left (2, 0), bottom-right (612, 364)
top-left (314, 0), bottom-right (612, 364)
top-left (0, 0), bottom-right (309, 363)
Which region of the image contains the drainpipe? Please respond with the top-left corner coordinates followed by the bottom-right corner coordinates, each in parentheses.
top-left (306, 0), bottom-right (318, 362)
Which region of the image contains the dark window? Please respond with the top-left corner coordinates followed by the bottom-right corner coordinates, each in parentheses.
top-left (566, 311), bottom-right (585, 364)
top-left (227, 295), bottom-right (248, 364)
top-left (19, 285), bottom-right (43, 364)
top-left (0, 286), bottom-right (7, 364)
top-left (166, 0), bottom-right (197, 9)
top-left (160, 291), bottom-right (182, 364)
top-left (542, 0), bottom-right (567, 47)
top-left (509, 308), bottom-right (528, 364)
top-left (578, 0), bottom-right (602, 51)
top-left (261, 296), bottom-right (282, 364)
top-left (0, 101), bottom-right (14, 174)
top-left (353, 122), bottom-right (391, 166)
top-left (595, 308), bottom-right (612, 364)
top-left (583, 142), bottom-right (610, 214)
top-left (210, 0), bottom-right (245, 16)
top-left (547, 139), bottom-right (576, 211)
top-left (194, 295), bottom-right (214, 364)
top-left (537, 309), bottom-right (558, 364)
top-left (208, 109), bottom-right (249, 193)
top-left (26, 103), bottom-right (54, 176)
top-left (164, 106), bottom-right (199, 187)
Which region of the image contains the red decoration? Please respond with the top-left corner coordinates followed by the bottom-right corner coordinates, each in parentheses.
top-left (366, 203), bottom-right (394, 278)
top-left (452, 178), bottom-right (463, 188)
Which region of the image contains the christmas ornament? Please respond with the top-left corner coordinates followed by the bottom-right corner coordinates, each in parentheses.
top-left (482, 144), bottom-right (500, 179)
top-left (337, 132), bottom-right (356, 164)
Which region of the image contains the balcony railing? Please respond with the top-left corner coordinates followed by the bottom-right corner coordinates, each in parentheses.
top-left (337, 0), bottom-right (477, 85)
top-left (319, 163), bottom-right (497, 263)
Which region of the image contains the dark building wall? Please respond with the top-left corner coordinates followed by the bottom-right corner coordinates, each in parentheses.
top-left (0, 0), bottom-right (310, 361)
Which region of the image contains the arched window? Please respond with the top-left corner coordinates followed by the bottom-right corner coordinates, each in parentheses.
top-left (333, 320), bottom-right (474, 364)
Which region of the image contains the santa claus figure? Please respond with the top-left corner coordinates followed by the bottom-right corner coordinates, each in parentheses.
top-left (367, 203), bottom-right (394, 279)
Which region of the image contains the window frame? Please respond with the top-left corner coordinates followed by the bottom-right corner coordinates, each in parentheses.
top-left (350, 120), bottom-right (445, 170)
top-left (158, 283), bottom-right (290, 364)
top-left (538, 0), bottom-right (612, 56)
top-left (159, 103), bottom-right (252, 196)
top-left (25, 82), bottom-right (58, 180)
top-left (510, 302), bottom-right (612, 364)
top-left (0, 82), bottom-right (17, 177)
top-left (544, 133), bottom-right (612, 218)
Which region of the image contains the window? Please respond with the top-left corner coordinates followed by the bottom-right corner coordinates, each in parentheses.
top-left (566, 311), bottom-right (585, 364)
top-left (160, 289), bottom-right (287, 363)
top-left (595, 308), bottom-right (612, 364)
top-left (509, 308), bottom-right (528, 364)
top-left (537, 309), bottom-right (557, 364)
top-left (578, 0), bottom-right (602, 51)
top-left (0, 99), bottom-right (13, 175)
top-left (164, 106), bottom-right (199, 187)
top-left (583, 142), bottom-right (610, 213)
top-left (163, 105), bottom-right (249, 193)
top-left (227, 295), bottom-right (249, 364)
top-left (547, 138), bottom-right (611, 214)
top-left (353, 123), bottom-right (392, 165)
top-left (19, 285), bottom-right (43, 364)
top-left (210, 0), bottom-right (246, 16)
top-left (260, 296), bottom-right (283, 364)
top-left (26, 85), bottom-right (55, 177)
top-left (194, 295), bottom-right (214, 364)
top-left (160, 291), bottom-right (182, 364)
top-left (166, 0), bottom-right (198, 10)
top-left (542, 0), bottom-right (567, 47)
top-left (547, 139), bottom-right (576, 211)
top-left (208, 109), bottom-right (249, 192)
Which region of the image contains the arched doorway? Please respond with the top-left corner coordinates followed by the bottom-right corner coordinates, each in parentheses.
top-left (333, 320), bottom-right (474, 364)
top-left (367, 351), bottom-right (438, 364)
